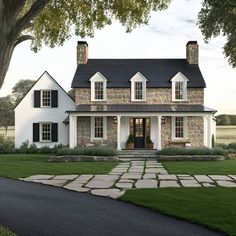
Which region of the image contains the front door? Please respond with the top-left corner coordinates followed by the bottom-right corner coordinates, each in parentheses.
top-left (134, 118), bottom-right (145, 148)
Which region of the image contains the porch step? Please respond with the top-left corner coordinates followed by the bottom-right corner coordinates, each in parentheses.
top-left (118, 150), bottom-right (157, 159)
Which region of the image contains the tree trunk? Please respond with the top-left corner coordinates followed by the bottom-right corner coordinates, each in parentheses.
top-left (0, 39), bottom-right (15, 89)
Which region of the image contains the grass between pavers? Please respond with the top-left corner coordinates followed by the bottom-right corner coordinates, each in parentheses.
top-left (120, 188), bottom-right (236, 236)
top-left (0, 154), bottom-right (117, 179)
top-left (162, 160), bottom-right (236, 175)
top-left (0, 226), bottom-right (16, 236)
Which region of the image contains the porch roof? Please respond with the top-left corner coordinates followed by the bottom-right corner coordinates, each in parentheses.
top-left (67, 104), bottom-right (216, 113)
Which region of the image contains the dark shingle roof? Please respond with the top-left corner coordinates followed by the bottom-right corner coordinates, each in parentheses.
top-left (67, 104), bottom-right (216, 113)
top-left (71, 59), bottom-right (206, 88)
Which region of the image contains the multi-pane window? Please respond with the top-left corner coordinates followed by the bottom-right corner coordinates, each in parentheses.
top-left (41, 90), bottom-right (51, 107)
top-left (94, 117), bottom-right (103, 138)
top-left (94, 82), bottom-right (104, 100)
top-left (175, 82), bottom-right (184, 100)
top-left (175, 117), bottom-right (184, 138)
top-left (135, 82), bottom-right (143, 100)
top-left (41, 123), bottom-right (51, 141)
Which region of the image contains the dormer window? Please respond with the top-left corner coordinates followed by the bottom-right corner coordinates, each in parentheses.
top-left (95, 82), bottom-right (104, 100)
top-left (130, 72), bottom-right (147, 102)
top-left (135, 82), bottom-right (143, 100)
top-left (90, 72), bottom-right (107, 101)
top-left (171, 72), bottom-right (188, 101)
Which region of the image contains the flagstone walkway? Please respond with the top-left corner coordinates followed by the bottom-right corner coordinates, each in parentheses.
top-left (20, 160), bottom-right (236, 199)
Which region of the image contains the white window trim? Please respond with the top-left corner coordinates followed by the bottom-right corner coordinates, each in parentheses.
top-left (40, 122), bottom-right (52, 142)
top-left (171, 72), bottom-right (188, 102)
top-left (41, 90), bottom-right (51, 108)
top-left (171, 116), bottom-right (187, 140)
top-left (130, 72), bottom-right (148, 102)
top-left (91, 116), bottom-right (107, 140)
top-left (90, 72), bottom-right (107, 102)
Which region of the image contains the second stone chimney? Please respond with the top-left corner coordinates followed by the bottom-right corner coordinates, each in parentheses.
top-left (77, 41), bottom-right (88, 65)
top-left (186, 41), bottom-right (198, 64)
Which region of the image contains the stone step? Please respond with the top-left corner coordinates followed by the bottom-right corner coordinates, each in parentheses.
top-left (118, 154), bottom-right (157, 158)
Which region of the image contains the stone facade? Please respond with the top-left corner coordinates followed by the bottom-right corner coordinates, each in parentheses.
top-left (77, 116), bottom-right (117, 147)
top-left (161, 116), bottom-right (204, 147)
top-left (75, 88), bottom-right (204, 105)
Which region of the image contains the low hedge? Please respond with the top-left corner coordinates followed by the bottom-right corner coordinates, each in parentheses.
top-left (56, 147), bottom-right (117, 156)
top-left (157, 147), bottom-right (228, 157)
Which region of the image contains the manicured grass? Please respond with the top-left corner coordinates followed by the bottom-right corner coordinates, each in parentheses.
top-left (120, 188), bottom-right (236, 236)
top-left (0, 154), bottom-right (117, 178)
top-left (0, 226), bottom-right (16, 236)
top-left (162, 160), bottom-right (236, 175)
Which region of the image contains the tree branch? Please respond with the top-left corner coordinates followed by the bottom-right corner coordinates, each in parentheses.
top-left (15, 0), bottom-right (49, 34)
top-left (14, 35), bottom-right (34, 47)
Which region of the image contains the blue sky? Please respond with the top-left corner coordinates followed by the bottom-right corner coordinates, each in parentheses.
top-left (0, 0), bottom-right (235, 115)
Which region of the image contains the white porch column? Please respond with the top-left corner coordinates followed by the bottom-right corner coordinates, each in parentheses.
top-left (207, 115), bottom-right (212, 148)
top-left (69, 115), bottom-right (77, 148)
top-left (117, 115), bottom-right (121, 151)
top-left (157, 115), bottom-right (162, 150)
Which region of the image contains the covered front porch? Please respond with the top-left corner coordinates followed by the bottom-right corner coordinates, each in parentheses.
top-left (67, 104), bottom-right (216, 150)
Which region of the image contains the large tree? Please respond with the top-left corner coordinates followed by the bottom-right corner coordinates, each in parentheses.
top-left (0, 0), bottom-right (170, 89)
top-left (0, 96), bottom-right (14, 133)
top-left (198, 0), bottom-right (236, 67)
top-left (12, 79), bottom-right (35, 104)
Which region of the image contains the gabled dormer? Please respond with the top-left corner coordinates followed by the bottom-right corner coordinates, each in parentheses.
top-left (90, 72), bottom-right (107, 102)
top-left (171, 72), bottom-right (189, 102)
top-left (130, 72), bottom-right (148, 102)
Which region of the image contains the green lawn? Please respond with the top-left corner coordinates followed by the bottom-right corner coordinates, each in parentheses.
top-left (162, 160), bottom-right (236, 175)
top-left (0, 154), bottom-right (117, 178)
top-left (0, 226), bottom-right (16, 236)
top-left (120, 188), bottom-right (236, 236)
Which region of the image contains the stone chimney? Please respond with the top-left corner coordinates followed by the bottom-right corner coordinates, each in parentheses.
top-left (186, 41), bottom-right (198, 64)
top-left (77, 41), bottom-right (88, 65)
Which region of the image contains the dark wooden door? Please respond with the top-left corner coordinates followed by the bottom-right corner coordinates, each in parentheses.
top-left (134, 118), bottom-right (145, 148)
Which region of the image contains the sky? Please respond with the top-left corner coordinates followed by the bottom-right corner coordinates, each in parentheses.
top-left (0, 0), bottom-right (235, 115)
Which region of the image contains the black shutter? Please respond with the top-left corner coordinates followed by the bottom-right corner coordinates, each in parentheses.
top-left (33, 123), bottom-right (39, 142)
top-left (34, 90), bottom-right (40, 107)
top-left (52, 123), bottom-right (58, 142)
top-left (51, 90), bottom-right (58, 107)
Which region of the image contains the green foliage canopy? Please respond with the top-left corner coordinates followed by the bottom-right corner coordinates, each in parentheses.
top-left (198, 0), bottom-right (236, 67)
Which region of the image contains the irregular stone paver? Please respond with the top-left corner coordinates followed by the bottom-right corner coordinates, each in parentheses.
top-left (91, 189), bottom-right (125, 199)
top-left (64, 183), bottom-right (90, 192)
top-left (53, 175), bottom-right (78, 180)
top-left (229, 175), bottom-right (236, 181)
top-left (180, 180), bottom-right (201, 187)
top-left (143, 173), bottom-right (156, 179)
top-left (159, 180), bottom-right (180, 188)
top-left (93, 175), bottom-right (119, 181)
top-left (86, 180), bottom-right (115, 189)
top-left (116, 182), bottom-right (133, 189)
top-left (118, 179), bottom-right (134, 183)
top-left (194, 175), bottom-right (214, 183)
top-left (178, 176), bottom-right (195, 180)
top-left (135, 179), bottom-right (157, 189)
top-left (209, 175), bottom-right (232, 181)
top-left (146, 168), bottom-right (165, 174)
top-left (158, 175), bottom-right (178, 180)
top-left (121, 173), bottom-right (142, 179)
top-left (37, 179), bottom-right (66, 187)
top-left (76, 175), bottom-right (93, 181)
top-left (216, 181), bottom-right (236, 187)
top-left (202, 183), bottom-right (216, 187)
top-left (23, 175), bottom-right (54, 180)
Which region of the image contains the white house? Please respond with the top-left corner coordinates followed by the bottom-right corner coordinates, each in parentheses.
top-left (14, 71), bottom-right (75, 148)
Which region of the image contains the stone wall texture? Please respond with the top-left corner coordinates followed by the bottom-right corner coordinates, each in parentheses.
top-left (77, 116), bottom-right (117, 147)
top-left (161, 116), bottom-right (204, 147)
top-left (75, 88), bottom-right (204, 105)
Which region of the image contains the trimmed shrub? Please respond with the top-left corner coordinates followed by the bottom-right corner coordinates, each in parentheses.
top-left (19, 140), bottom-right (30, 153)
top-left (228, 142), bottom-right (236, 150)
top-left (38, 146), bottom-right (51, 154)
top-left (57, 147), bottom-right (117, 156)
top-left (127, 134), bottom-right (134, 143)
top-left (157, 147), bottom-right (228, 157)
top-left (0, 135), bottom-right (14, 154)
